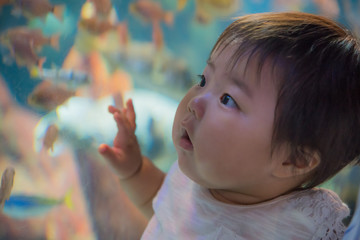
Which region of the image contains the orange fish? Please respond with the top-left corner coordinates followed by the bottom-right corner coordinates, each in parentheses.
top-left (61, 44), bottom-right (132, 101)
top-left (12, 0), bottom-right (64, 21)
top-left (27, 81), bottom-right (75, 112)
top-left (78, 17), bottom-right (120, 35)
top-left (87, 0), bottom-right (113, 18)
top-left (79, 0), bottom-right (120, 36)
top-left (88, 51), bottom-right (132, 99)
top-left (152, 22), bottom-right (164, 50)
top-left (129, 0), bottom-right (170, 49)
top-left (116, 21), bottom-right (129, 47)
top-left (0, 27), bottom-right (58, 69)
top-left (43, 124), bottom-right (59, 152)
top-left (129, 0), bottom-right (174, 26)
top-left (107, 69), bottom-right (133, 98)
top-left (5, 27), bottom-right (59, 51)
top-left (3, 36), bottom-right (46, 69)
top-left (61, 46), bottom-right (87, 70)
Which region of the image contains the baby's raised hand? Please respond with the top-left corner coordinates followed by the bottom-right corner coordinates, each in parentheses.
top-left (98, 99), bottom-right (143, 180)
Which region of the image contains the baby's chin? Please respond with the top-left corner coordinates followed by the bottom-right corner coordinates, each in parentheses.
top-left (177, 159), bottom-right (212, 188)
top-left (178, 158), bottom-right (197, 181)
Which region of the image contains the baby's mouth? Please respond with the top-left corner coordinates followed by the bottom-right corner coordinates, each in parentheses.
top-left (179, 129), bottom-right (193, 150)
top-left (182, 130), bottom-right (190, 141)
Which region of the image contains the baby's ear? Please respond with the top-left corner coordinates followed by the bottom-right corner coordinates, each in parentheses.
top-left (272, 148), bottom-right (321, 179)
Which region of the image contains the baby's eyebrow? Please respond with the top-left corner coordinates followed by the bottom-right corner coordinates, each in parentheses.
top-left (206, 59), bottom-right (253, 99)
top-left (206, 58), bottom-right (215, 69)
top-left (231, 76), bottom-right (253, 99)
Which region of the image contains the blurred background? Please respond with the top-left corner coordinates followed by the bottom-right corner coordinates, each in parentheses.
top-left (0, 0), bottom-right (359, 239)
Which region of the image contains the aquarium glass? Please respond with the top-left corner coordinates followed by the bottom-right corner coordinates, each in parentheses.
top-left (0, 0), bottom-right (359, 239)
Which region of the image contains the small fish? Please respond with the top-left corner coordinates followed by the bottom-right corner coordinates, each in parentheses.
top-left (117, 21), bottom-right (129, 47)
top-left (3, 190), bottom-right (73, 219)
top-left (80, 0), bottom-right (96, 19)
top-left (30, 67), bottom-right (92, 90)
top-left (43, 124), bottom-right (58, 152)
top-left (129, 0), bottom-right (174, 26)
top-left (129, 0), bottom-right (171, 50)
top-left (27, 80), bottom-right (75, 112)
top-left (11, 0), bottom-right (64, 21)
top-left (0, 35), bottom-right (46, 69)
top-left (152, 22), bottom-right (164, 50)
top-left (88, 51), bottom-right (132, 99)
top-left (87, 0), bottom-right (113, 18)
top-left (0, 27), bottom-right (59, 69)
top-left (79, 0), bottom-right (119, 35)
top-left (0, 167), bottom-right (15, 210)
top-left (3, 27), bottom-right (59, 50)
top-left (78, 17), bottom-right (121, 35)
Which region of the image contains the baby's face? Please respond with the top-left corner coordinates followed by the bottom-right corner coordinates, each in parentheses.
top-left (172, 45), bottom-right (289, 203)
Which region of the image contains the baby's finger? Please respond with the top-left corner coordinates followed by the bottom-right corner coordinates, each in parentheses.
top-left (98, 143), bottom-right (109, 155)
top-left (113, 111), bottom-right (127, 133)
top-left (126, 99), bottom-right (136, 130)
top-left (121, 108), bottom-right (132, 130)
top-left (113, 111), bottom-right (133, 148)
top-left (108, 105), bottom-right (121, 115)
top-left (98, 144), bottom-right (122, 169)
top-left (98, 144), bottom-right (117, 160)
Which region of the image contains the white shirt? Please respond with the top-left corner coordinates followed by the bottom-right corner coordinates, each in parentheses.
top-left (142, 161), bottom-right (349, 240)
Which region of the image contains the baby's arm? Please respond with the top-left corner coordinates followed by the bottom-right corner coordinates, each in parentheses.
top-left (98, 99), bottom-right (165, 219)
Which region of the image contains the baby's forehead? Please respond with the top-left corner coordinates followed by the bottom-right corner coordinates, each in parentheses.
top-left (209, 43), bottom-right (282, 84)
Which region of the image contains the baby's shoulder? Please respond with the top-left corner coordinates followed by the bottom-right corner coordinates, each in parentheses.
top-left (285, 188), bottom-right (349, 238)
top-left (288, 188), bottom-right (349, 214)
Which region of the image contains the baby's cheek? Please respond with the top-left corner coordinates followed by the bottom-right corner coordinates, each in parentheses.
top-left (194, 126), bottom-right (222, 160)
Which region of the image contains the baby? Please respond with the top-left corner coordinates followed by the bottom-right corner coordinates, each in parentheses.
top-left (99, 12), bottom-right (360, 239)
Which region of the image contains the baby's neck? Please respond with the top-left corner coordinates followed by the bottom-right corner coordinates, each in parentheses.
top-left (208, 187), bottom-right (297, 205)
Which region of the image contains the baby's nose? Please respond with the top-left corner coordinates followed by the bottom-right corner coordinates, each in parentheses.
top-left (187, 95), bottom-right (206, 119)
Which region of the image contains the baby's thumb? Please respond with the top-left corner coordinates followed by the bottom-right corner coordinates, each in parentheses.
top-left (98, 144), bottom-right (124, 175)
top-left (98, 144), bottom-right (117, 163)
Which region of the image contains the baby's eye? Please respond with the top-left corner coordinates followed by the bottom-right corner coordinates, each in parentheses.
top-left (220, 94), bottom-right (238, 109)
top-left (197, 74), bottom-right (206, 87)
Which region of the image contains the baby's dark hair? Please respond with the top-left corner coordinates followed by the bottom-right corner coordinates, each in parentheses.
top-left (211, 12), bottom-right (360, 188)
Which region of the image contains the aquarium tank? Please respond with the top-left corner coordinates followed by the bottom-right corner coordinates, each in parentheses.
top-left (0, 0), bottom-right (359, 239)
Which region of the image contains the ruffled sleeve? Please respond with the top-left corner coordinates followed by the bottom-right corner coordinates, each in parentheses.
top-left (292, 188), bottom-right (349, 240)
